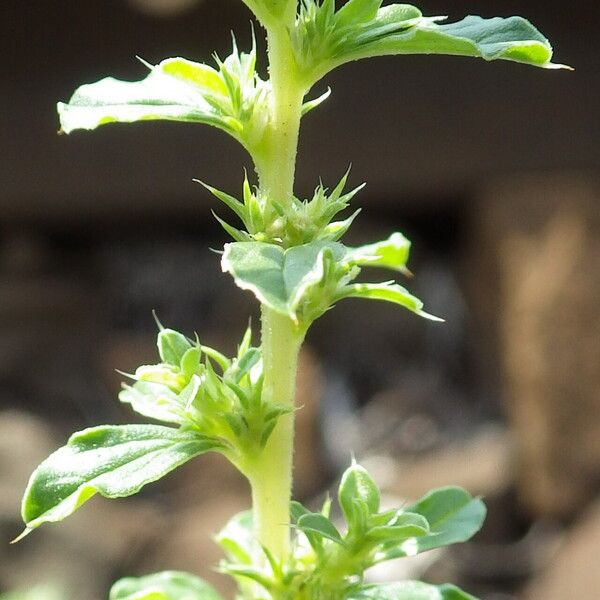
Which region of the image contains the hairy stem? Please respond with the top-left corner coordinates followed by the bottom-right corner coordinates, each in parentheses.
top-left (249, 21), bottom-right (306, 562)
top-left (255, 24), bottom-right (305, 206)
top-left (250, 308), bottom-right (303, 560)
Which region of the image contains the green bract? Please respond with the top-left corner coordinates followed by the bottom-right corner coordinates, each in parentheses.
top-left (200, 169), bottom-right (361, 247)
top-left (20, 2), bottom-right (566, 599)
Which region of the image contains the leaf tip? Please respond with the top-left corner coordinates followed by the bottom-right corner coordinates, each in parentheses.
top-left (11, 527), bottom-right (33, 544)
top-left (546, 61), bottom-right (574, 71)
top-left (419, 310), bottom-right (445, 322)
top-left (135, 55), bottom-right (154, 70)
top-left (152, 309), bottom-right (165, 331)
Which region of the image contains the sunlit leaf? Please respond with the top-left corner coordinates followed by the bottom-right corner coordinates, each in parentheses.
top-left (295, 2), bottom-right (569, 85)
top-left (18, 425), bottom-right (222, 537)
top-left (345, 232), bottom-right (411, 274)
top-left (337, 282), bottom-right (443, 321)
top-left (221, 240), bottom-right (345, 321)
top-left (57, 40), bottom-right (270, 154)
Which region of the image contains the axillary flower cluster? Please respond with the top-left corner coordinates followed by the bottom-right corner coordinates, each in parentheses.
top-left (16, 2), bottom-right (566, 599)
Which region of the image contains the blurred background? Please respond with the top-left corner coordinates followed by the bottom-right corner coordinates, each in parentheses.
top-left (1, 1), bottom-right (599, 598)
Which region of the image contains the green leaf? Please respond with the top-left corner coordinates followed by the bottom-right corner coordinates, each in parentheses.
top-left (405, 486), bottom-right (486, 554)
top-left (346, 232), bottom-right (411, 274)
top-left (374, 487), bottom-right (486, 561)
top-left (355, 14), bottom-right (565, 68)
top-left (119, 380), bottom-right (187, 425)
top-left (301, 87), bottom-right (332, 115)
top-left (57, 69), bottom-right (229, 134)
top-left (366, 512), bottom-right (430, 542)
top-left (296, 512), bottom-right (345, 545)
top-left (216, 510), bottom-right (258, 565)
top-left (338, 282), bottom-right (443, 321)
top-left (18, 425), bottom-right (221, 537)
top-left (222, 242), bottom-right (288, 312)
top-left (290, 499), bottom-right (312, 523)
top-left (348, 581), bottom-right (479, 600)
top-left (158, 328), bottom-right (193, 366)
top-left (110, 571), bottom-right (223, 600)
top-left (221, 240), bottom-right (345, 321)
top-left (338, 462), bottom-right (380, 528)
top-left (295, 2), bottom-right (568, 85)
top-left (57, 40), bottom-right (270, 153)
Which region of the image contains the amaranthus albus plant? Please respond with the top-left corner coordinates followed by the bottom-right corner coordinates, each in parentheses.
top-left (16, 2), bottom-right (566, 598)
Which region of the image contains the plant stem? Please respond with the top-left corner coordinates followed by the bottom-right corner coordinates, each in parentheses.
top-left (249, 22), bottom-right (306, 562)
top-left (255, 24), bottom-right (305, 206)
top-left (250, 308), bottom-right (303, 560)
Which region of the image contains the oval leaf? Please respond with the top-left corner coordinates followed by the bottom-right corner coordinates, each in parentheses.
top-left (110, 571), bottom-right (223, 600)
top-left (18, 424), bottom-right (222, 537)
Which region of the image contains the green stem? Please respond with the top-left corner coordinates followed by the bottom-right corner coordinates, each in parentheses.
top-left (248, 23), bottom-right (306, 562)
top-left (255, 24), bottom-right (305, 206)
top-left (250, 308), bottom-right (303, 560)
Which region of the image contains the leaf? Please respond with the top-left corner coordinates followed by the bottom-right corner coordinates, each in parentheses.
top-left (216, 510), bottom-right (258, 565)
top-left (18, 425), bottom-right (221, 537)
top-left (348, 581), bottom-right (479, 600)
top-left (158, 328), bottom-right (193, 366)
top-left (366, 512), bottom-right (430, 542)
top-left (338, 282), bottom-right (443, 321)
top-left (110, 571), bottom-right (223, 600)
top-left (290, 499), bottom-right (312, 523)
top-left (221, 240), bottom-right (345, 321)
top-left (222, 242), bottom-right (288, 313)
top-left (405, 486), bottom-right (486, 554)
top-left (355, 15), bottom-right (565, 68)
top-left (374, 487), bottom-right (486, 561)
top-left (296, 512), bottom-right (345, 545)
top-left (346, 232), bottom-right (411, 274)
top-left (119, 380), bottom-right (187, 425)
top-left (57, 40), bottom-right (271, 152)
top-left (57, 69), bottom-right (228, 135)
top-left (296, 3), bottom-right (568, 85)
top-left (338, 462), bottom-right (380, 528)
top-left (301, 87), bottom-right (332, 115)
